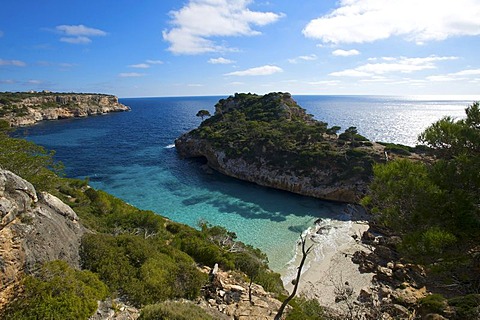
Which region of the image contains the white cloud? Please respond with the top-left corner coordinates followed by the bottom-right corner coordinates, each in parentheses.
top-left (330, 55), bottom-right (457, 77)
top-left (56, 24), bottom-right (107, 44)
top-left (27, 80), bottom-right (43, 85)
top-left (37, 61), bottom-right (75, 68)
top-left (308, 80), bottom-right (341, 86)
top-left (288, 54), bottom-right (317, 64)
top-left (0, 31), bottom-right (4, 37)
top-left (454, 68), bottom-right (480, 76)
top-left (332, 49), bottom-right (360, 57)
top-left (129, 63), bottom-right (150, 69)
top-left (146, 60), bottom-right (164, 65)
top-left (424, 68), bottom-right (480, 82)
top-left (224, 65), bottom-right (283, 76)
top-left (0, 79), bottom-right (16, 84)
top-left (188, 83), bottom-right (204, 87)
top-left (208, 57), bottom-right (235, 64)
top-left (330, 70), bottom-right (371, 77)
top-left (0, 59), bottom-right (26, 67)
top-left (119, 72), bottom-right (145, 78)
top-left (303, 0), bottom-right (480, 44)
top-left (60, 36), bottom-right (91, 44)
top-left (426, 75), bottom-right (459, 82)
top-left (163, 0), bottom-right (284, 54)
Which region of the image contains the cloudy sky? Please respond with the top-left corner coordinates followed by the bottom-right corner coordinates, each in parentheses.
top-left (1, 0), bottom-right (479, 97)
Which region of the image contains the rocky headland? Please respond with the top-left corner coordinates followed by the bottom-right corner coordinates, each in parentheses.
top-left (175, 92), bottom-right (418, 203)
top-left (0, 92), bottom-right (130, 127)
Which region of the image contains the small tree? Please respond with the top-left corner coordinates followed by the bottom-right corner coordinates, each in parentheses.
top-left (275, 234), bottom-right (313, 320)
top-left (235, 252), bottom-right (262, 304)
top-left (196, 109), bottom-right (211, 121)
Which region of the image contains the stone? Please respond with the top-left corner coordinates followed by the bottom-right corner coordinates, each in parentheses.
top-left (387, 304), bottom-right (410, 318)
top-left (358, 287), bottom-right (372, 303)
top-left (225, 284), bottom-right (245, 292)
top-left (424, 314), bottom-right (448, 320)
top-left (0, 169), bottom-right (85, 310)
top-left (362, 231), bottom-right (376, 242)
top-left (39, 192), bottom-right (79, 221)
top-left (374, 245), bottom-right (397, 262)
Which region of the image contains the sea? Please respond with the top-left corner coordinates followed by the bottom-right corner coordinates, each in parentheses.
top-left (15, 95), bottom-right (476, 282)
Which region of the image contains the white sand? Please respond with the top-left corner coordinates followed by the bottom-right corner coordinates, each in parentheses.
top-left (283, 219), bottom-right (374, 311)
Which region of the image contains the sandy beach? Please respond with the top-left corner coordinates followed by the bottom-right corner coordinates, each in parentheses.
top-left (283, 219), bottom-right (374, 312)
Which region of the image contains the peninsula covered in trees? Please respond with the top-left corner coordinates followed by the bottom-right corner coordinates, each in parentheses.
top-left (176, 92), bottom-right (422, 203)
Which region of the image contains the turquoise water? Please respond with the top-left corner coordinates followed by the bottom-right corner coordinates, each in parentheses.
top-left (16, 95), bottom-right (473, 271)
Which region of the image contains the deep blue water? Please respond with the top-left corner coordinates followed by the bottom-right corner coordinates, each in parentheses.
top-left (15, 95), bottom-right (473, 271)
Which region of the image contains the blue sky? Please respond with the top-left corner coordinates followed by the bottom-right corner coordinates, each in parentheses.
top-left (1, 0), bottom-right (480, 97)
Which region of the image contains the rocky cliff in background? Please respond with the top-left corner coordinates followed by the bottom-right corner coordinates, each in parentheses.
top-left (0, 92), bottom-right (130, 127)
top-left (0, 168), bottom-right (85, 308)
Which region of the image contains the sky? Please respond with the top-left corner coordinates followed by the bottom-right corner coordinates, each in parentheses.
top-left (1, 0), bottom-right (480, 98)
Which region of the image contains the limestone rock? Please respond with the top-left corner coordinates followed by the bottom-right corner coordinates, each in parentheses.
top-left (1, 93), bottom-right (130, 127)
top-left (39, 192), bottom-right (79, 221)
top-left (0, 168), bottom-right (85, 310)
top-left (201, 266), bottom-right (285, 319)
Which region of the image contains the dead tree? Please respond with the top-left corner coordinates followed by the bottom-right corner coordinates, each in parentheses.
top-left (274, 234), bottom-right (313, 320)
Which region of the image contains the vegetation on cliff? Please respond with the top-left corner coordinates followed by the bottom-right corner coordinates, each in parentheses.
top-left (0, 119), bottom-right (292, 319)
top-left (362, 102), bottom-right (480, 318)
top-left (189, 92), bottom-right (376, 182)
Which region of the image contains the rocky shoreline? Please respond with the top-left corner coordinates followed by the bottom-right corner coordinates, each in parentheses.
top-left (175, 134), bottom-right (371, 203)
top-left (0, 93), bottom-right (130, 127)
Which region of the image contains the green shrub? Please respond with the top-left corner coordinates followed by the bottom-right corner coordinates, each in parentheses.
top-left (285, 297), bottom-right (326, 320)
top-left (448, 294), bottom-right (480, 320)
top-left (80, 234), bottom-right (206, 306)
top-left (2, 260), bottom-right (108, 320)
top-left (418, 294), bottom-right (447, 314)
top-left (383, 143), bottom-right (412, 156)
top-left (139, 301), bottom-right (213, 320)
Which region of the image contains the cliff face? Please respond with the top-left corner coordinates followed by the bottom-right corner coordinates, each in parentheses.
top-left (0, 168), bottom-right (85, 308)
top-left (0, 93), bottom-right (130, 127)
top-left (176, 135), bottom-right (364, 203)
top-left (175, 92), bottom-right (383, 203)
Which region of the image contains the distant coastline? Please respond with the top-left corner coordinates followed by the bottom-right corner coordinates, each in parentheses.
top-left (0, 91), bottom-right (130, 127)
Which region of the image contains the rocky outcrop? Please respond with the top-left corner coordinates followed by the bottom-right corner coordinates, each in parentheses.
top-left (175, 92), bottom-right (385, 203)
top-left (200, 264), bottom-right (285, 319)
top-left (0, 168), bottom-right (85, 309)
top-left (0, 93), bottom-right (130, 127)
top-left (175, 135), bottom-right (365, 203)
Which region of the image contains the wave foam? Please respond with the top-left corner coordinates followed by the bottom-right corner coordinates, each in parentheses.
top-left (281, 218), bottom-right (355, 286)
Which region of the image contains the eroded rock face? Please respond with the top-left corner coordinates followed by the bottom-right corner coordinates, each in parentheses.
top-left (175, 134), bottom-right (365, 203)
top-left (0, 168), bottom-right (85, 309)
top-left (1, 94), bottom-right (130, 127)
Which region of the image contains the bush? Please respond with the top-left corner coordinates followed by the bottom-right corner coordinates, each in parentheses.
top-left (2, 260), bottom-right (108, 320)
top-left (418, 294), bottom-right (447, 314)
top-left (139, 301), bottom-right (213, 320)
top-left (285, 297), bottom-right (326, 320)
top-left (448, 294), bottom-right (480, 320)
top-left (80, 234), bottom-right (206, 306)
